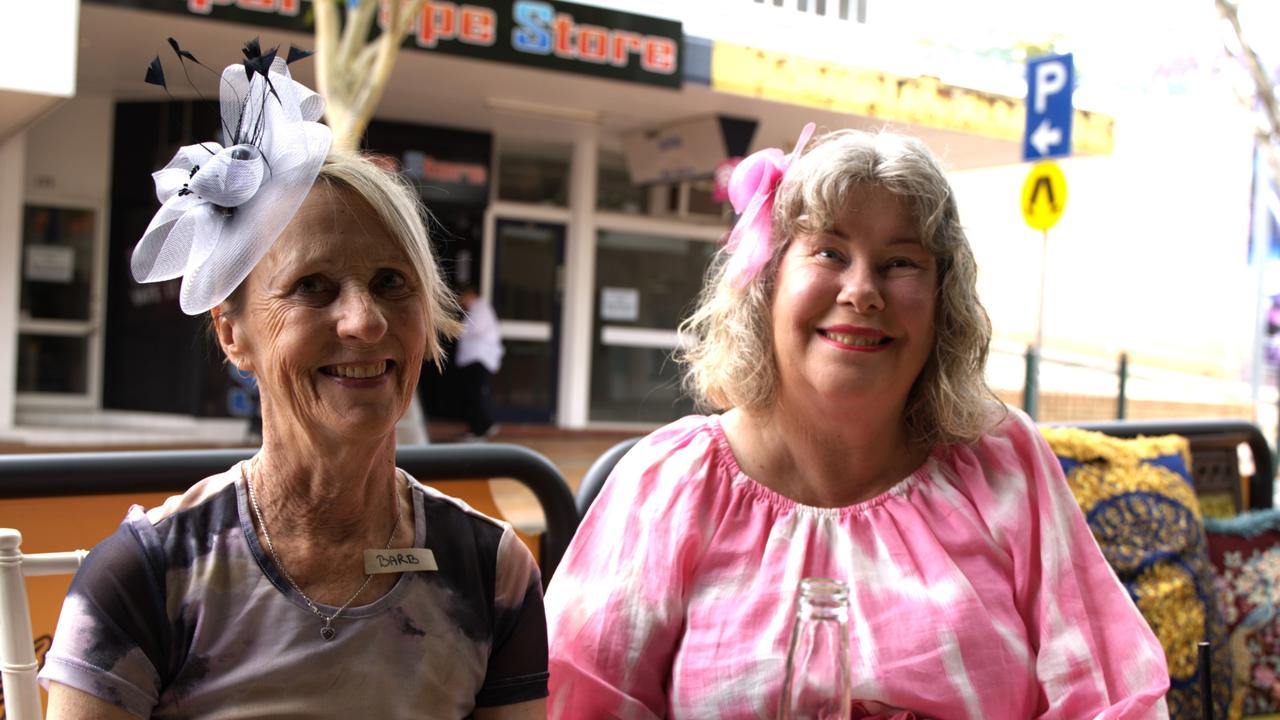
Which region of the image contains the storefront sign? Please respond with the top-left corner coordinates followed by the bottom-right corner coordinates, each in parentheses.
top-left (711, 41), bottom-right (1114, 156)
top-left (403, 150), bottom-right (489, 204)
top-left (364, 119), bottom-right (492, 206)
top-left (87, 0), bottom-right (682, 88)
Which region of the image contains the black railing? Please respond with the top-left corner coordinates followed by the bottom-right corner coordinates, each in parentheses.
top-left (0, 443), bottom-right (579, 583)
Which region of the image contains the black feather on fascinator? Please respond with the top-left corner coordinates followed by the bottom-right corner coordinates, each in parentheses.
top-left (134, 37), bottom-right (331, 315)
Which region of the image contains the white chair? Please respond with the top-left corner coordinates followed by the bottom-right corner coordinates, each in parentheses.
top-left (0, 529), bottom-right (87, 720)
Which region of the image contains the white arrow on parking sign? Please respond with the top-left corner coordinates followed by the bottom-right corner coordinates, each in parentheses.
top-left (1029, 118), bottom-right (1062, 157)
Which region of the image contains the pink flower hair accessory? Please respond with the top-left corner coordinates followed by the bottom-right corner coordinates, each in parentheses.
top-left (723, 122), bottom-right (816, 288)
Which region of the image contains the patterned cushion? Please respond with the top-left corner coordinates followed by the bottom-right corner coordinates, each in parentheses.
top-left (1204, 510), bottom-right (1280, 719)
top-left (1041, 427), bottom-right (1231, 720)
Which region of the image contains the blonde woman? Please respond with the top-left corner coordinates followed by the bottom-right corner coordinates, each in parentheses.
top-left (545, 126), bottom-right (1169, 719)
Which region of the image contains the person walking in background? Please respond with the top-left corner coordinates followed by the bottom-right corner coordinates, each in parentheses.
top-left (457, 285), bottom-right (504, 440)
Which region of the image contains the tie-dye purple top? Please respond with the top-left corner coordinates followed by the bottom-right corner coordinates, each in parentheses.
top-left (40, 463), bottom-right (548, 719)
top-left (546, 409), bottom-right (1170, 719)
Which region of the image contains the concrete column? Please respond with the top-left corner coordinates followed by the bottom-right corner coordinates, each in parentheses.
top-left (557, 123), bottom-right (598, 428)
top-left (0, 133), bottom-right (26, 431)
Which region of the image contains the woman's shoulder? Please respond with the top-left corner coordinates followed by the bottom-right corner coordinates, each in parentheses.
top-left (617, 414), bottom-right (734, 481)
top-left (952, 404), bottom-right (1046, 459)
top-left (929, 404), bottom-right (1056, 486)
top-left (581, 414), bottom-right (739, 522)
top-left (142, 463), bottom-right (242, 526)
top-left (400, 471), bottom-right (528, 558)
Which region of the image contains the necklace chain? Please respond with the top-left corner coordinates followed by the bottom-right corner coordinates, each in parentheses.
top-left (243, 462), bottom-right (402, 642)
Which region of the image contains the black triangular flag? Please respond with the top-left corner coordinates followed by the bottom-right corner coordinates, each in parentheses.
top-left (242, 36), bottom-right (262, 60)
top-left (285, 45), bottom-right (313, 64)
top-left (244, 52), bottom-right (272, 79)
top-left (167, 37), bottom-right (198, 63)
top-left (258, 46), bottom-right (278, 72)
top-left (144, 55), bottom-right (166, 88)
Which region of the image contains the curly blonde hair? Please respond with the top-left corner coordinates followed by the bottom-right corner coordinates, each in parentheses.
top-left (677, 128), bottom-right (1000, 447)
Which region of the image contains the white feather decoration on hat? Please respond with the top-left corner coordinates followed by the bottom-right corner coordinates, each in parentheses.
top-left (132, 55), bottom-right (331, 315)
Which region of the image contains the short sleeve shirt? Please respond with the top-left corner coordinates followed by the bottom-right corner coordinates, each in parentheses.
top-left (40, 463), bottom-right (548, 719)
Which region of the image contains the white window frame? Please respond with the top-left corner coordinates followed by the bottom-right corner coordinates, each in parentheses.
top-left (15, 195), bottom-right (108, 410)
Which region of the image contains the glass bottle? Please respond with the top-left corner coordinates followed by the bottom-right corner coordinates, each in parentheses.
top-left (778, 577), bottom-right (853, 720)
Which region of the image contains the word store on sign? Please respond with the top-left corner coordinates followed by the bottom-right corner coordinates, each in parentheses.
top-left (512, 0), bottom-right (676, 74)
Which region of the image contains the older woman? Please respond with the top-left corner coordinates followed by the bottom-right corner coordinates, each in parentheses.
top-left (39, 51), bottom-right (547, 719)
top-left (545, 126), bottom-right (1170, 718)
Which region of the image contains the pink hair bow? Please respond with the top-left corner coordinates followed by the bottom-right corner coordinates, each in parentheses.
top-left (724, 122), bottom-right (816, 287)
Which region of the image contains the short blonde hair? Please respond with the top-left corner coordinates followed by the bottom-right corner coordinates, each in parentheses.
top-left (221, 151), bottom-right (461, 368)
top-left (316, 152), bottom-right (461, 368)
top-left (678, 129), bottom-right (1000, 447)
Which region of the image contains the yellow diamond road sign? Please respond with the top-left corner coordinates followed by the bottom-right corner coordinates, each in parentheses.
top-left (1021, 161), bottom-right (1067, 231)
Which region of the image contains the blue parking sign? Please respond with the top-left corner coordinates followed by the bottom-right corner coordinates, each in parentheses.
top-left (1023, 54), bottom-right (1073, 161)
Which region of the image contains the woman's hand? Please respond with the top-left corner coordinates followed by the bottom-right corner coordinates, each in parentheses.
top-left (474, 698), bottom-right (546, 720)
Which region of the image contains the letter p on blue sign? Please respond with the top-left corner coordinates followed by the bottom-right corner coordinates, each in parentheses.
top-left (1023, 53), bottom-right (1073, 161)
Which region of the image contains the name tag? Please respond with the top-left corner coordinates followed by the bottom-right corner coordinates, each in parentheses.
top-left (364, 548), bottom-right (438, 574)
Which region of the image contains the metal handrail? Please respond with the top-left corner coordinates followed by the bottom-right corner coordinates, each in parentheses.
top-left (0, 443), bottom-right (579, 581)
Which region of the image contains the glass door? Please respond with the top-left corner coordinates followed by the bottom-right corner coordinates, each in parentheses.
top-left (590, 229), bottom-right (717, 424)
top-left (491, 218), bottom-right (564, 423)
top-left (17, 203), bottom-right (103, 406)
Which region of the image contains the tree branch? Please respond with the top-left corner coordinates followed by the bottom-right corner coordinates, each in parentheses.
top-left (349, 0), bottom-right (424, 141)
top-left (313, 0), bottom-right (340, 104)
top-left (1218, 0), bottom-right (1280, 142)
top-left (315, 0), bottom-right (426, 151)
top-left (338, 0), bottom-right (379, 72)
top-left (1218, 0), bottom-right (1280, 184)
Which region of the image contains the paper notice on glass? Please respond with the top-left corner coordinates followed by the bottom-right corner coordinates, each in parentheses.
top-left (24, 245), bottom-right (75, 283)
top-left (600, 287), bottom-right (640, 322)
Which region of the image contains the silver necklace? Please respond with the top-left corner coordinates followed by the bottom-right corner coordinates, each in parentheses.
top-left (243, 463), bottom-right (402, 642)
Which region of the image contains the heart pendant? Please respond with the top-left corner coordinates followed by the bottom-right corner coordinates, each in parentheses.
top-left (320, 625), bottom-right (336, 641)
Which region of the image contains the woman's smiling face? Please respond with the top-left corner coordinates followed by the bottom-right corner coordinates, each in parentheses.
top-left (216, 182), bottom-right (427, 442)
top-left (770, 184), bottom-right (938, 414)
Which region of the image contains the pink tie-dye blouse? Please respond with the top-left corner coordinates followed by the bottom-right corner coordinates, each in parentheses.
top-left (545, 408), bottom-right (1169, 719)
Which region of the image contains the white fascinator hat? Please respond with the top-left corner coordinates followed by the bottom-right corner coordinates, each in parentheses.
top-left (131, 39), bottom-right (332, 315)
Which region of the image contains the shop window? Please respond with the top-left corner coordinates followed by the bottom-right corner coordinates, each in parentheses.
top-left (497, 140), bottom-right (570, 206)
top-left (493, 340), bottom-right (556, 418)
top-left (643, 179), bottom-right (729, 221)
top-left (597, 150), bottom-right (645, 213)
top-left (590, 345), bottom-right (690, 424)
top-left (17, 204), bottom-right (98, 399)
top-left (589, 231), bottom-right (717, 423)
top-left (17, 334), bottom-right (89, 394)
top-left (20, 205), bottom-right (95, 321)
top-left (685, 178), bottom-right (723, 217)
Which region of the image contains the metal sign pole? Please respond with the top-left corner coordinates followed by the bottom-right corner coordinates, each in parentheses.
top-left (1025, 229), bottom-right (1049, 420)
